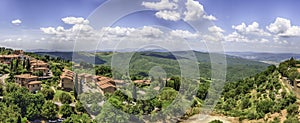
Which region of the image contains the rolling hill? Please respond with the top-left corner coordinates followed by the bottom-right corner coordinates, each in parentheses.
top-left (35, 51), bottom-right (269, 82)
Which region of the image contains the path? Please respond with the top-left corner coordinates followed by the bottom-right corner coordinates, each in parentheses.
top-left (0, 74), bottom-right (9, 85)
top-left (54, 101), bottom-right (76, 107)
top-left (183, 114), bottom-right (233, 123)
top-left (279, 75), bottom-right (292, 94)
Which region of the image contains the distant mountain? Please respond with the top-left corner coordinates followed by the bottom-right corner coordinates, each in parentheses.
top-left (227, 52), bottom-right (300, 64)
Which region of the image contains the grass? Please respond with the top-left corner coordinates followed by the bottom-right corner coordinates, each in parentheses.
top-left (53, 90), bottom-right (64, 102)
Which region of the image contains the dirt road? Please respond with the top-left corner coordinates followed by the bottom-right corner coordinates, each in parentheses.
top-left (183, 114), bottom-right (233, 123)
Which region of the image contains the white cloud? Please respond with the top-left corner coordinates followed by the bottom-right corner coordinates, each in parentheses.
top-left (142, 0), bottom-right (216, 22)
top-left (40, 27), bottom-right (57, 35)
top-left (11, 19), bottom-right (22, 25)
top-left (224, 32), bottom-right (252, 43)
top-left (200, 26), bottom-right (225, 42)
top-left (267, 17), bottom-right (291, 34)
top-left (203, 15), bottom-right (217, 21)
top-left (62, 17), bottom-right (89, 25)
top-left (142, 0), bottom-right (178, 10)
top-left (232, 22), bottom-right (271, 36)
top-left (170, 30), bottom-right (198, 39)
top-left (208, 26), bottom-right (224, 33)
top-left (183, 0), bottom-right (205, 21)
top-left (278, 26), bottom-right (300, 37)
top-left (102, 26), bottom-right (135, 36)
top-left (267, 17), bottom-right (300, 37)
top-left (155, 10), bottom-right (181, 21)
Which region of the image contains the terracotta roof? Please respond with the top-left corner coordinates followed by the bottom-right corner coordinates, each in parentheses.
top-left (93, 75), bottom-right (100, 80)
top-left (133, 80), bottom-right (151, 84)
top-left (99, 76), bottom-right (113, 81)
top-left (28, 81), bottom-right (42, 85)
top-left (84, 74), bottom-right (93, 78)
top-left (0, 55), bottom-right (20, 58)
top-left (99, 83), bottom-right (115, 89)
top-left (15, 74), bottom-right (38, 79)
top-left (30, 59), bottom-right (45, 63)
top-left (33, 67), bottom-right (49, 70)
top-left (64, 69), bottom-right (73, 72)
top-left (31, 62), bottom-right (48, 66)
top-left (78, 73), bottom-right (87, 77)
top-left (60, 75), bottom-right (73, 80)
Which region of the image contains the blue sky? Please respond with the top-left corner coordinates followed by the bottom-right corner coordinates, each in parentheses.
top-left (0, 0), bottom-right (300, 53)
top-left (1, 0), bottom-right (299, 30)
top-left (200, 0), bottom-right (300, 33)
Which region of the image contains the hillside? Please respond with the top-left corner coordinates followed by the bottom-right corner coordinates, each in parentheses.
top-left (215, 58), bottom-right (300, 122)
top-left (35, 51), bottom-right (269, 82)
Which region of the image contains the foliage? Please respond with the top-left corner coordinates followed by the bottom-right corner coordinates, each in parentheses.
top-left (60, 104), bottom-right (74, 118)
top-left (63, 113), bottom-right (93, 123)
top-left (41, 101), bottom-right (58, 120)
top-left (95, 65), bottom-right (112, 77)
top-left (216, 63), bottom-right (298, 120)
top-left (75, 101), bottom-right (85, 113)
top-left (40, 88), bottom-right (55, 100)
top-left (209, 120), bottom-right (223, 123)
top-left (0, 102), bottom-right (21, 122)
top-left (59, 92), bottom-right (73, 104)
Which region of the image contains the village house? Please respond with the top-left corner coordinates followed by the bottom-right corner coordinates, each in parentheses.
top-left (14, 74), bottom-right (42, 92)
top-left (99, 83), bottom-right (116, 93)
top-left (59, 69), bottom-right (74, 90)
top-left (13, 50), bottom-right (24, 55)
top-left (91, 75), bottom-right (117, 93)
top-left (84, 74), bottom-right (93, 83)
top-left (0, 55), bottom-right (20, 64)
top-left (27, 81), bottom-right (42, 92)
top-left (30, 59), bottom-right (49, 76)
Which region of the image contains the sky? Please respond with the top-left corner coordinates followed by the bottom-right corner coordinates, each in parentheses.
top-left (1, 0), bottom-right (300, 53)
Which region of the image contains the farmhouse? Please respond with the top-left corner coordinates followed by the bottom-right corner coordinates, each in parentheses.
top-left (0, 55), bottom-right (20, 64)
top-left (59, 69), bottom-right (74, 90)
top-left (14, 74), bottom-right (42, 92)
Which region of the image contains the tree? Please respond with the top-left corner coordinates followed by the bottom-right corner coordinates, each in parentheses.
top-left (63, 113), bottom-right (92, 123)
top-left (26, 58), bottom-right (30, 71)
top-left (74, 73), bottom-right (78, 98)
top-left (75, 101), bottom-right (85, 113)
top-left (257, 99), bottom-right (274, 114)
top-left (41, 101), bottom-right (58, 120)
top-left (90, 103), bottom-right (102, 115)
top-left (95, 102), bottom-right (130, 123)
top-left (25, 103), bottom-right (40, 120)
top-left (0, 85), bottom-right (3, 96)
top-left (41, 88), bottom-right (55, 100)
top-left (241, 97), bottom-right (251, 109)
top-left (95, 65), bottom-right (112, 77)
top-left (170, 76), bottom-right (181, 91)
top-left (60, 104), bottom-right (74, 118)
top-left (287, 104), bottom-right (299, 116)
top-left (0, 103), bottom-right (21, 122)
top-left (209, 120), bottom-right (223, 123)
top-left (196, 80), bottom-right (209, 100)
top-left (59, 92), bottom-right (72, 104)
top-left (284, 116), bottom-right (300, 123)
